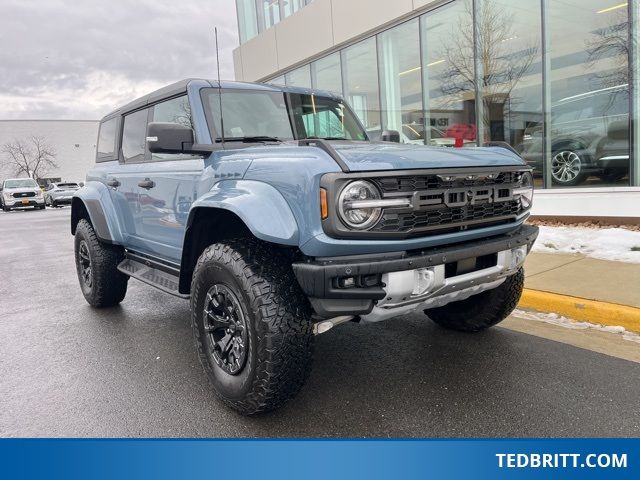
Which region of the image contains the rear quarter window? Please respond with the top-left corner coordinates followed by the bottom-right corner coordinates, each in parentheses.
top-left (97, 117), bottom-right (118, 162)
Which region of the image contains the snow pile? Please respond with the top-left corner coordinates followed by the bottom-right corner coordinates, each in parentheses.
top-left (532, 225), bottom-right (640, 263)
top-left (513, 308), bottom-right (640, 344)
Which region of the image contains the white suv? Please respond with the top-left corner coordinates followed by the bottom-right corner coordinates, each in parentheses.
top-left (1, 178), bottom-right (46, 211)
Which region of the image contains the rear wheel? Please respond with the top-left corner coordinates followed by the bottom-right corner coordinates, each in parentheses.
top-left (190, 238), bottom-right (314, 415)
top-left (74, 219), bottom-right (128, 307)
top-left (424, 268), bottom-right (524, 332)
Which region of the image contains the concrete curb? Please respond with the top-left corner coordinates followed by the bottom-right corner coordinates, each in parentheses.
top-left (519, 289), bottom-right (640, 334)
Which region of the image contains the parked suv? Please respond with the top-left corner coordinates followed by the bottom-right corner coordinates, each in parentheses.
top-left (71, 79), bottom-right (538, 414)
top-left (519, 84), bottom-right (629, 186)
top-left (45, 182), bottom-right (81, 207)
top-left (1, 178), bottom-right (46, 211)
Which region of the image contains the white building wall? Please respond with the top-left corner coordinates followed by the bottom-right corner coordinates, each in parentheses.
top-left (233, 0), bottom-right (442, 81)
top-left (0, 120), bottom-right (99, 184)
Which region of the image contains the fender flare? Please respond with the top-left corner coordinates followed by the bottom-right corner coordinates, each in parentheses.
top-left (186, 180), bottom-right (299, 246)
top-left (71, 182), bottom-right (125, 244)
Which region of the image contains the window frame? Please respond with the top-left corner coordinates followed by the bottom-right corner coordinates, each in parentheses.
top-left (96, 116), bottom-right (120, 163)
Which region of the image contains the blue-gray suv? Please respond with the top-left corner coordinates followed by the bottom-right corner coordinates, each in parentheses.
top-left (72, 79), bottom-right (538, 414)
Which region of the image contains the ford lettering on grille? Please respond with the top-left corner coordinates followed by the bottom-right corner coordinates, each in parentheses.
top-left (412, 185), bottom-right (514, 210)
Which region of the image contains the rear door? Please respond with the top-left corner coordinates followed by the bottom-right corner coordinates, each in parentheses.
top-left (130, 95), bottom-right (204, 263)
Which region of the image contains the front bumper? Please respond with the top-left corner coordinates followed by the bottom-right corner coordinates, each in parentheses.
top-left (50, 195), bottom-right (73, 204)
top-left (293, 224), bottom-right (539, 318)
top-left (4, 198), bottom-right (45, 208)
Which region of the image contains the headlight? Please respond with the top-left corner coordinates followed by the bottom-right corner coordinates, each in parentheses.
top-left (514, 171), bottom-right (534, 210)
top-left (338, 180), bottom-right (383, 230)
top-left (3, 192), bottom-right (12, 201)
top-left (35, 190), bottom-right (43, 198)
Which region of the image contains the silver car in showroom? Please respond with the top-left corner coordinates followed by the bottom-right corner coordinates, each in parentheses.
top-left (1, 178), bottom-right (46, 211)
top-left (44, 182), bottom-right (81, 207)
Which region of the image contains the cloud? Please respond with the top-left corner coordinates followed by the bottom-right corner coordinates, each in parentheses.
top-left (0, 0), bottom-right (239, 120)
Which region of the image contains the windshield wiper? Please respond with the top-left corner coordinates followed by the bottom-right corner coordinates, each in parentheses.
top-left (305, 136), bottom-right (348, 141)
top-left (216, 136), bottom-right (283, 143)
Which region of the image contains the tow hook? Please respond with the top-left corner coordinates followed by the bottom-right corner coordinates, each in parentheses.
top-left (313, 316), bottom-right (355, 335)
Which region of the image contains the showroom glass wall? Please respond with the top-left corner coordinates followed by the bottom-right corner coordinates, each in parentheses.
top-left (263, 0), bottom-right (638, 189)
top-left (237, 0), bottom-right (314, 43)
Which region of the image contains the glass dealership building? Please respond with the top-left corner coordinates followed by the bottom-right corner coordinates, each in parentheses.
top-left (234, 0), bottom-right (640, 217)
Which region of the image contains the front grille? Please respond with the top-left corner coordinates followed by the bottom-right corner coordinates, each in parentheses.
top-left (13, 191), bottom-right (36, 198)
top-left (374, 199), bottom-right (521, 235)
top-left (369, 171), bottom-right (525, 237)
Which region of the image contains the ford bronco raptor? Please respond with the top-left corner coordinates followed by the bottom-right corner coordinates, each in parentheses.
top-left (72, 79), bottom-right (538, 414)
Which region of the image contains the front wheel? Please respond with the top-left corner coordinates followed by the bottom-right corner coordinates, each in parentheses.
top-left (191, 239), bottom-right (314, 415)
top-left (551, 150), bottom-right (588, 186)
top-left (74, 219), bottom-right (128, 307)
top-left (424, 268), bottom-right (524, 332)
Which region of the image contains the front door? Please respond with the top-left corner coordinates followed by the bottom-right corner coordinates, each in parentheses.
top-left (130, 95), bottom-right (204, 263)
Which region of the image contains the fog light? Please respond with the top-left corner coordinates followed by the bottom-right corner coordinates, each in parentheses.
top-left (509, 246), bottom-right (528, 270)
top-left (339, 277), bottom-right (356, 288)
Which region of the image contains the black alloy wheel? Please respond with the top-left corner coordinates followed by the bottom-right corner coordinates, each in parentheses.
top-left (203, 284), bottom-right (249, 375)
top-left (77, 240), bottom-right (93, 288)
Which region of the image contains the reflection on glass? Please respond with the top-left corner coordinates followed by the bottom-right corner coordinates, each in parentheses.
top-left (545, 0), bottom-right (629, 187)
top-left (285, 65), bottom-right (312, 88)
top-left (343, 37), bottom-right (381, 134)
top-left (474, 0), bottom-right (543, 185)
top-left (269, 75), bottom-right (286, 85)
top-left (378, 19), bottom-right (422, 144)
top-left (312, 52), bottom-right (342, 95)
top-left (259, 0), bottom-right (281, 30)
top-left (422, 1), bottom-right (477, 148)
top-left (283, 0), bottom-right (304, 16)
top-left (237, 0), bottom-right (259, 43)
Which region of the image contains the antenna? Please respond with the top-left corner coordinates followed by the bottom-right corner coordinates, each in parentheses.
top-left (214, 26), bottom-right (225, 147)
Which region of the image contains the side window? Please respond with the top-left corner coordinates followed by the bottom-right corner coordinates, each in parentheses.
top-left (122, 108), bottom-right (149, 163)
top-left (151, 96), bottom-right (198, 161)
top-left (97, 117), bottom-right (117, 161)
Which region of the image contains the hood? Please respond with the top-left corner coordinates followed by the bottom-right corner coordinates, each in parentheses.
top-left (330, 142), bottom-right (526, 172)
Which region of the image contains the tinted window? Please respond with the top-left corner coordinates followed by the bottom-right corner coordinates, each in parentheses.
top-left (122, 108), bottom-right (149, 163)
top-left (151, 96), bottom-right (198, 160)
top-left (97, 117), bottom-right (117, 161)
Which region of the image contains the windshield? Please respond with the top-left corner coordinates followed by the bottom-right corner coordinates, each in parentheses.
top-left (4, 179), bottom-right (38, 189)
top-left (203, 89), bottom-right (367, 142)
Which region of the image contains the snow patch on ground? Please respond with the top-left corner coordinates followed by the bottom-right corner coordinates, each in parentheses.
top-left (513, 308), bottom-right (640, 344)
top-left (532, 225), bottom-right (640, 263)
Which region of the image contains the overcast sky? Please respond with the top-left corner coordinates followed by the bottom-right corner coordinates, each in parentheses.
top-left (0, 0), bottom-right (239, 120)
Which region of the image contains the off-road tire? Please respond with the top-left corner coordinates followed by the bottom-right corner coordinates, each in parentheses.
top-left (425, 268), bottom-right (524, 332)
top-left (74, 219), bottom-right (128, 307)
top-left (2, 206), bottom-right (10, 212)
top-left (191, 238), bottom-right (314, 415)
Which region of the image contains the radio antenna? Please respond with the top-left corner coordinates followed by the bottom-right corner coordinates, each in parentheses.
top-left (214, 26), bottom-right (225, 147)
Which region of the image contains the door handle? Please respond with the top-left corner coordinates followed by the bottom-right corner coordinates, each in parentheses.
top-left (138, 179), bottom-right (156, 189)
top-left (106, 178), bottom-right (120, 188)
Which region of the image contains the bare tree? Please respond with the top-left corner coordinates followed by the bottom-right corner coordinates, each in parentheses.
top-left (437, 0), bottom-right (538, 139)
top-left (586, 10), bottom-right (630, 89)
top-left (1, 136), bottom-right (58, 180)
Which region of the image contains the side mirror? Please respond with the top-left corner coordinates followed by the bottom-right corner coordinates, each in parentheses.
top-left (381, 130), bottom-right (400, 143)
top-left (79, 182), bottom-right (84, 187)
top-left (147, 122), bottom-right (195, 154)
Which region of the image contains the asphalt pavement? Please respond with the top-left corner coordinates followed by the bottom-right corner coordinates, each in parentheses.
top-left (1, 207), bottom-right (639, 437)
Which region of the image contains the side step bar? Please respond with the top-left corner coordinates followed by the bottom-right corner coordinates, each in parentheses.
top-left (117, 255), bottom-right (189, 299)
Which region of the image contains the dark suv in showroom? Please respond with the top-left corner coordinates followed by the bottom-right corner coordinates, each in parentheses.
top-left (519, 84), bottom-right (629, 186)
